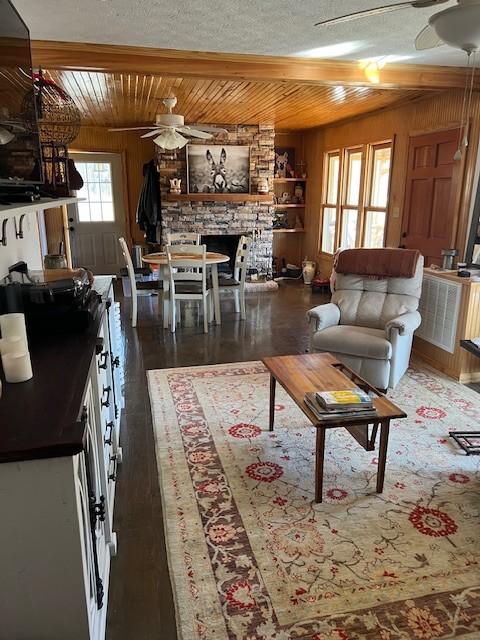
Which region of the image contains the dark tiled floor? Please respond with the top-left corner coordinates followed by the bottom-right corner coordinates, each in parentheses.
top-left (107, 282), bottom-right (326, 639)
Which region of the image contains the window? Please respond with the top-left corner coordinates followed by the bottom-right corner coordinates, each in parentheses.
top-left (320, 140), bottom-right (393, 253)
top-left (340, 148), bottom-right (363, 249)
top-left (363, 144), bottom-right (392, 248)
top-left (321, 152), bottom-right (340, 253)
top-left (75, 161), bottom-right (115, 222)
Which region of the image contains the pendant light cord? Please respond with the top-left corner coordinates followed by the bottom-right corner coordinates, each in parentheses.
top-left (464, 50), bottom-right (477, 148)
top-left (457, 51), bottom-right (471, 154)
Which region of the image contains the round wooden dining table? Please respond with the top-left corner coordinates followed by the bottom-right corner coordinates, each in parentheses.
top-left (142, 251), bottom-right (230, 328)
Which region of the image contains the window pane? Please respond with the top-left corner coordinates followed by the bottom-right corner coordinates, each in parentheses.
top-left (101, 202), bottom-right (115, 222)
top-left (326, 155), bottom-right (340, 203)
top-left (77, 202), bottom-right (90, 222)
top-left (88, 181), bottom-right (100, 201)
top-left (90, 202), bottom-right (103, 222)
top-left (100, 181), bottom-right (112, 202)
top-left (371, 147), bottom-right (391, 208)
top-left (364, 210), bottom-right (386, 248)
top-left (346, 151), bottom-right (362, 206)
top-left (322, 207), bottom-right (336, 254)
top-left (341, 209), bottom-right (358, 248)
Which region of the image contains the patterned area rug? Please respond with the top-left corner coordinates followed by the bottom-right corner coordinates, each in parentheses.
top-left (147, 361), bottom-right (480, 640)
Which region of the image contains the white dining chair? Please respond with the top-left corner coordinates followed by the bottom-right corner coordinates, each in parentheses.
top-left (118, 237), bottom-right (159, 328)
top-left (166, 232), bottom-right (201, 246)
top-left (166, 244), bottom-right (212, 333)
top-left (217, 235), bottom-right (251, 320)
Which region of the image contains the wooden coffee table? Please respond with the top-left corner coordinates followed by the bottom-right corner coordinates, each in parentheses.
top-left (262, 353), bottom-right (406, 503)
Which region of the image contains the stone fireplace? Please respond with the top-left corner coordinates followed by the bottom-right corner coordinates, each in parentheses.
top-left (158, 124), bottom-right (275, 276)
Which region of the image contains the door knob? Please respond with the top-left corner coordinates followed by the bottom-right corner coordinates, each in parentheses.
top-left (68, 217), bottom-right (74, 222)
top-left (68, 226), bottom-right (75, 232)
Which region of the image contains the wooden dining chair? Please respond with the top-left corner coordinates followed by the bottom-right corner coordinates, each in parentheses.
top-left (166, 244), bottom-right (212, 333)
top-left (166, 232), bottom-right (201, 246)
top-left (217, 235), bottom-right (252, 320)
top-left (118, 237), bottom-right (159, 328)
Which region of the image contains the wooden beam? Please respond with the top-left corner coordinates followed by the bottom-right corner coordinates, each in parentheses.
top-left (31, 40), bottom-right (474, 91)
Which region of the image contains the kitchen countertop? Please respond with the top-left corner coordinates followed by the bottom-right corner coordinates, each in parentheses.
top-left (0, 276), bottom-right (114, 464)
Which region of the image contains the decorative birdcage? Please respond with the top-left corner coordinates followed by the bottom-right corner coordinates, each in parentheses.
top-left (22, 69), bottom-right (81, 145)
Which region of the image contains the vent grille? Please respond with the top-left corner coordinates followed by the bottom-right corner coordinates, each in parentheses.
top-left (416, 275), bottom-right (462, 353)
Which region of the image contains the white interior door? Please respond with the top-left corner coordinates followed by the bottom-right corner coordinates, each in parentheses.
top-left (69, 153), bottom-right (127, 275)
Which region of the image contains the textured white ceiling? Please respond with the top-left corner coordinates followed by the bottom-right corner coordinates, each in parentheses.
top-left (15, 0), bottom-right (468, 67)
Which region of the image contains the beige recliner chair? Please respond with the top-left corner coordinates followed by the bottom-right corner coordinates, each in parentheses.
top-left (307, 250), bottom-right (423, 391)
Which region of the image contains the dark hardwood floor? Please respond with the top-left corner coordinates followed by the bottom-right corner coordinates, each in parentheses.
top-left (106, 281), bottom-right (325, 639)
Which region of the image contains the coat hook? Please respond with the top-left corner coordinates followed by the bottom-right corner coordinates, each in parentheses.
top-left (14, 214), bottom-right (26, 239)
top-left (0, 218), bottom-right (8, 247)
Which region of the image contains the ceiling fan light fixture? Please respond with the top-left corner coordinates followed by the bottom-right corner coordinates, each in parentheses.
top-left (429, 3), bottom-right (480, 52)
top-left (153, 129), bottom-right (188, 150)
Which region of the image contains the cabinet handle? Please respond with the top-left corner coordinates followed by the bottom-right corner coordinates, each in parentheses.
top-left (89, 494), bottom-right (106, 523)
top-left (101, 385), bottom-right (111, 408)
top-left (108, 455), bottom-right (118, 482)
top-left (95, 337), bottom-right (104, 356)
top-left (104, 421), bottom-right (114, 446)
top-left (98, 351), bottom-right (109, 370)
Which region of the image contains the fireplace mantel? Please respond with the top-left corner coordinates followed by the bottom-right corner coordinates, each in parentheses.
top-left (164, 193), bottom-right (272, 203)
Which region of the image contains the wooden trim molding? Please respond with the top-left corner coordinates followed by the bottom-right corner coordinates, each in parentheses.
top-left (31, 41), bottom-right (475, 91)
top-left (164, 193), bottom-right (272, 203)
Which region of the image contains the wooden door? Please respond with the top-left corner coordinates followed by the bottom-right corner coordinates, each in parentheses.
top-left (401, 128), bottom-right (461, 266)
top-left (69, 152), bottom-right (127, 274)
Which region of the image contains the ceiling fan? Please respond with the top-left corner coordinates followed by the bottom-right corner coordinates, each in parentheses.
top-left (109, 97), bottom-right (228, 150)
top-left (315, 0), bottom-right (480, 52)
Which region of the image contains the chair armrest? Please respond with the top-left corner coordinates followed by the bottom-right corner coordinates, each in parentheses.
top-left (385, 311), bottom-right (421, 337)
top-left (306, 303), bottom-right (340, 332)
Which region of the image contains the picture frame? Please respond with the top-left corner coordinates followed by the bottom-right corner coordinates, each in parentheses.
top-left (187, 144), bottom-right (250, 194)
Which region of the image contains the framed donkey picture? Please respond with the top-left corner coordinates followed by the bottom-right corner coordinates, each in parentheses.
top-left (187, 144), bottom-right (250, 194)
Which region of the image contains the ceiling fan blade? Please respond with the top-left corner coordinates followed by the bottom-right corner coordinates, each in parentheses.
top-left (415, 24), bottom-right (444, 50)
top-left (189, 124), bottom-right (229, 135)
top-left (315, 2), bottom-right (413, 27)
top-left (108, 126), bottom-right (157, 132)
top-left (140, 128), bottom-right (168, 138)
top-left (178, 127), bottom-right (213, 139)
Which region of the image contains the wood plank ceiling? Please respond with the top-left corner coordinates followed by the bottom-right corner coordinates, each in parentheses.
top-left (45, 69), bottom-right (431, 131)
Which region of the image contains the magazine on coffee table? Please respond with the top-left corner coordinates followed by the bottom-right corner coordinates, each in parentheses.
top-left (304, 392), bottom-right (378, 422)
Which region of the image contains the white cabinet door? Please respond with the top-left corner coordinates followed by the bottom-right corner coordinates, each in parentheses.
top-left (81, 380), bottom-right (109, 613)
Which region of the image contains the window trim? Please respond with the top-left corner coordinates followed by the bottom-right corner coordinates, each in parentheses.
top-left (321, 150), bottom-right (341, 253)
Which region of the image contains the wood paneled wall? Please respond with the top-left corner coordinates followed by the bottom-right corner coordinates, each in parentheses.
top-left (70, 126), bottom-right (154, 243)
top-left (302, 89), bottom-right (480, 276)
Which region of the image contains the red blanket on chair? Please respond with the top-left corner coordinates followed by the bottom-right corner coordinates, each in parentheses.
top-left (335, 248), bottom-right (420, 278)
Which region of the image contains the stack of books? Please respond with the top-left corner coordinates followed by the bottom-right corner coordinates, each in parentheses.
top-left (304, 387), bottom-right (377, 422)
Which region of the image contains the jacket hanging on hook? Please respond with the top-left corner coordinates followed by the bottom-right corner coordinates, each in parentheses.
top-left (136, 159), bottom-right (161, 243)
